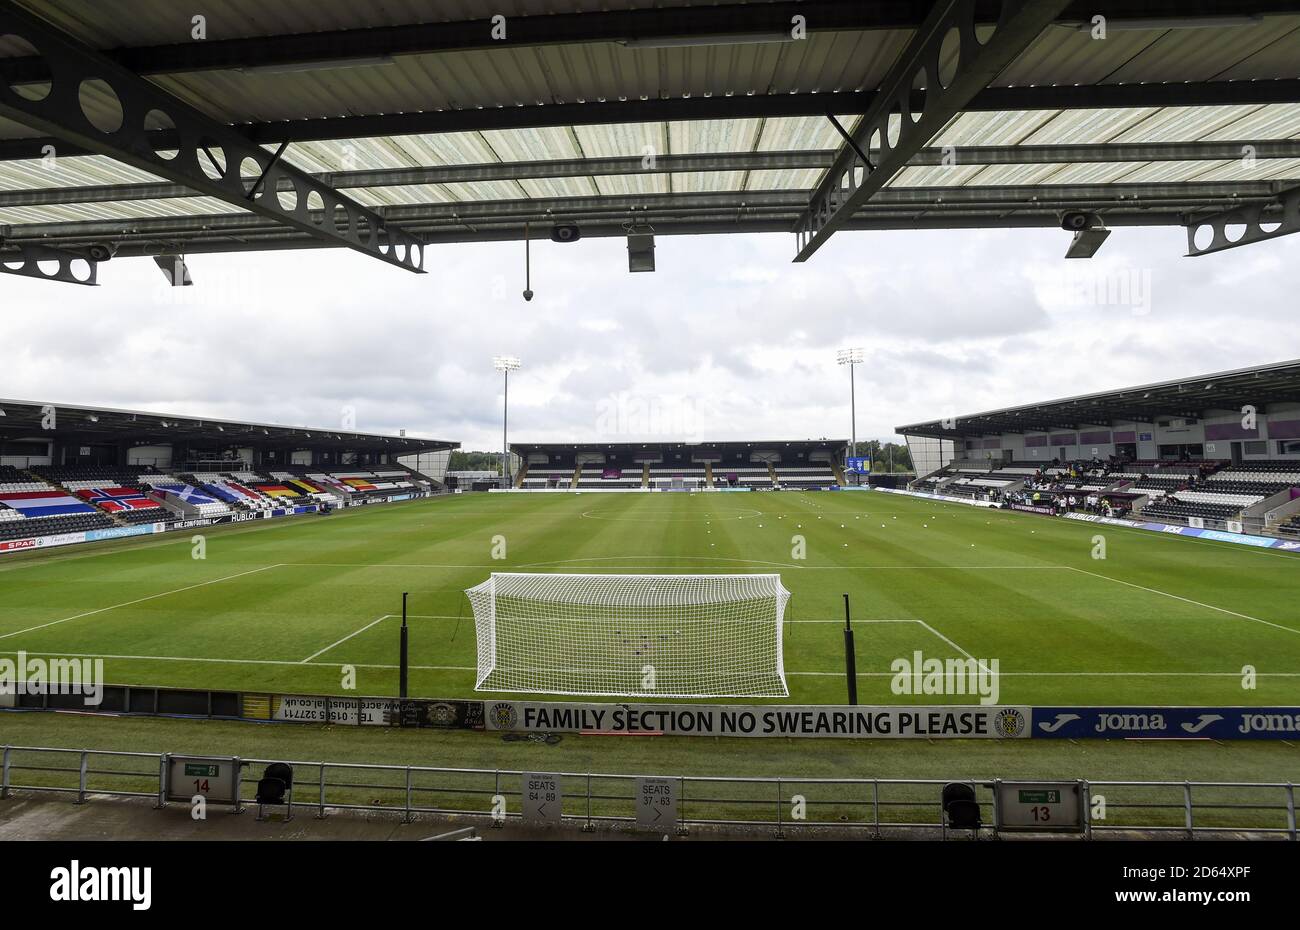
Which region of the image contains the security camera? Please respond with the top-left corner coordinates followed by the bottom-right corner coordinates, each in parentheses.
top-left (522, 289), bottom-right (534, 302)
top-left (550, 223), bottom-right (581, 243)
top-left (85, 242), bottom-right (118, 262)
top-left (1060, 212), bottom-right (1099, 232)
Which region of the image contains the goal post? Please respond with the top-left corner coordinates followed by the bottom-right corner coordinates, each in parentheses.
top-left (466, 573), bottom-right (790, 698)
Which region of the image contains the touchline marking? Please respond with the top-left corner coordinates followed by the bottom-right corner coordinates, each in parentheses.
top-left (786, 670), bottom-right (1300, 678)
top-left (300, 614), bottom-right (392, 663)
top-left (1067, 566), bottom-right (1300, 637)
top-left (0, 563), bottom-right (285, 641)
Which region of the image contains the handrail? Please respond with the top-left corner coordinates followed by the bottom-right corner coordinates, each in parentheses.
top-left (1, 744), bottom-right (1294, 839)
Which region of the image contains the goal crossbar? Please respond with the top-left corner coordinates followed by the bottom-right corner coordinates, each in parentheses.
top-left (466, 572), bottom-right (790, 698)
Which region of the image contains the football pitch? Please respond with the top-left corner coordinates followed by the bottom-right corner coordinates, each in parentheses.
top-left (1, 491), bottom-right (1298, 707)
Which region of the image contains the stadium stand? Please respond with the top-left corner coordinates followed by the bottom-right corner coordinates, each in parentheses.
top-left (0, 401), bottom-right (454, 554)
top-left (510, 442), bottom-right (847, 492)
top-left (898, 361), bottom-right (1300, 539)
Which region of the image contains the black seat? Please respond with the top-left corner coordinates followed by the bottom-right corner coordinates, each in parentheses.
top-left (942, 783), bottom-right (981, 838)
top-left (255, 763), bottom-right (294, 821)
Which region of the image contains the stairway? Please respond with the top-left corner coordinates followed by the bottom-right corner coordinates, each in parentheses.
top-left (704, 462), bottom-right (714, 488)
top-left (571, 465), bottom-right (582, 489)
top-left (514, 462), bottom-right (528, 488)
top-left (766, 463), bottom-right (779, 486)
top-left (642, 463), bottom-right (650, 489)
top-left (832, 461), bottom-right (847, 485)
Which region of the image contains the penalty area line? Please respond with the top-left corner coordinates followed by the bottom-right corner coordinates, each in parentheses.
top-left (300, 614), bottom-right (393, 663)
top-left (1067, 566), bottom-right (1300, 637)
top-left (0, 563), bottom-right (286, 642)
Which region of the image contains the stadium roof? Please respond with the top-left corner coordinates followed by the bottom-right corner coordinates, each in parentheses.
top-left (512, 439), bottom-right (847, 453)
top-left (3, 1), bottom-right (1300, 283)
top-left (0, 397), bottom-right (456, 453)
top-left (895, 358), bottom-right (1300, 437)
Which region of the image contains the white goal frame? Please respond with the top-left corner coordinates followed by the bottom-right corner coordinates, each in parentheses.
top-left (466, 572), bottom-right (790, 698)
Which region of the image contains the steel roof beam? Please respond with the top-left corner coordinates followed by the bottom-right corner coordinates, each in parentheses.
top-left (793, 0), bottom-right (1072, 261)
top-left (4, 79), bottom-right (1300, 164)
top-left (1184, 183), bottom-right (1300, 255)
top-left (0, 1), bottom-right (424, 272)
top-left (3, 2), bottom-right (1292, 80)
top-left (2, 181), bottom-right (1286, 250)
top-left (6, 140), bottom-right (1299, 209)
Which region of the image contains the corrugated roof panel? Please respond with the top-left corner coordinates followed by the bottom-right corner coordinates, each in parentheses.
top-left (573, 122), bottom-right (662, 159)
top-left (1030, 162), bottom-right (1160, 185)
top-left (0, 154), bottom-right (169, 191)
top-left (889, 164), bottom-right (992, 188)
top-left (1108, 105), bottom-right (1273, 143)
top-left (997, 18), bottom-right (1300, 86)
top-left (995, 25), bottom-right (1172, 86)
top-left (518, 175), bottom-right (599, 198)
top-left (351, 184), bottom-right (453, 207)
top-left (1018, 108), bottom-right (1159, 144)
top-left (0, 194), bottom-right (238, 226)
top-left (1186, 157), bottom-right (1300, 183)
top-left (667, 118), bottom-right (761, 155)
top-left (743, 168), bottom-right (825, 191)
top-left (755, 116), bottom-right (845, 151)
top-left (1198, 104), bottom-right (1300, 141)
top-left (24, 1), bottom-right (708, 48)
top-left (481, 126), bottom-right (582, 162)
top-left (590, 172), bottom-right (669, 197)
top-left (1105, 17), bottom-right (1300, 83)
top-left (671, 170), bottom-right (746, 193)
top-left (427, 180), bottom-right (524, 203)
top-left (1116, 160), bottom-right (1226, 184)
top-left (929, 110), bottom-right (1056, 147)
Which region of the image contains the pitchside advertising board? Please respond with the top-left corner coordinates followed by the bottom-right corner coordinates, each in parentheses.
top-left (1034, 706), bottom-right (1300, 739)
top-left (254, 694), bottom-right (1300, 739)
top-left (483, 701), bottom-right (1033, 738)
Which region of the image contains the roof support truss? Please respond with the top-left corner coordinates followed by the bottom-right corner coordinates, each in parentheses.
top-left (0, 2), bottom-right (425, 273)
top-left (792, 0), bottom-right (1071, 261)
top-left (1184, 184), bottom-right (1300, 256)
top-left (0, 240), bottom-right (96, 284)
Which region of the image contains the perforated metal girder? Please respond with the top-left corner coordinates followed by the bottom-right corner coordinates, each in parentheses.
top-left (0, 2), bottom-right (424, 273)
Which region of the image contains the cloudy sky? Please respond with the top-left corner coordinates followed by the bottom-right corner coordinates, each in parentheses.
top-left (5, 223), bottom-right (1298, 451)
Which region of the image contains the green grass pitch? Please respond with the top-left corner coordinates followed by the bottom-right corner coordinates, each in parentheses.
top-left (1, 490), bottom-right (1298, 707)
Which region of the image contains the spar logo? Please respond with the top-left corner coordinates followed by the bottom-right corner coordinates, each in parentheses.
top-left (49, 860), bottom-right (151, 910)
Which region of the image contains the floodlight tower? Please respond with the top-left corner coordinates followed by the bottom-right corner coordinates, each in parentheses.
top-left (836, 348), bottom-right (863, 476)
top-left (493, 356), bottom-right (521, 488)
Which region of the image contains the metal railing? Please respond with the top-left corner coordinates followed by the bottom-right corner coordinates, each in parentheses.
top-left (1, 745), bottom-right (1294, 839)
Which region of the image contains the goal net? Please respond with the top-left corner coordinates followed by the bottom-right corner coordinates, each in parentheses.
top-left (466, 573), bottom-right (790, 698)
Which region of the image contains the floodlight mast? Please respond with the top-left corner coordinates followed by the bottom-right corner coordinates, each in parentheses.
top-left (837, 348), bottom-right (864, 477)
top-left (493, 356), bottom-right (521, 488)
